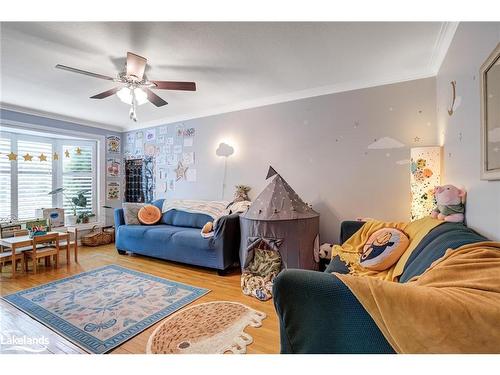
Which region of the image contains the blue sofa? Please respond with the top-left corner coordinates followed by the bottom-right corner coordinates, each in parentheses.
top-left (114, 199), bottom-right (240, 272)
top-left (273, 220), bottom-right (488, 353)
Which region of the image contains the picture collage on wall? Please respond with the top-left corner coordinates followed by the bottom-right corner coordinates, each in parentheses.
top-left (123, 123), bottom-right (197, 200)
top-left (106, 135), bottom-right (121, 200)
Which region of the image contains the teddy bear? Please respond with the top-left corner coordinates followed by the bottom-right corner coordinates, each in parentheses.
top-left (430, 184), bottom-right (466, 223)
top-left (319, 243), bottom-right (333, 259)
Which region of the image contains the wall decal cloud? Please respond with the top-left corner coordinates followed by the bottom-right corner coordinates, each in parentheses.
top-left (367, 136), bottom-right (405, 149)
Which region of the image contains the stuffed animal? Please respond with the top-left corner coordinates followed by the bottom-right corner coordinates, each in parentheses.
top-left (227, 185), bottom-right (251, 209)
top-left (201, 221), bottom-right (213, 234)
top-left (319, 243), bottom-right (333, 259)
top-left (234, 185), bottom-right (251, 202)
top-left (430, 185), bottom-right (466, 223)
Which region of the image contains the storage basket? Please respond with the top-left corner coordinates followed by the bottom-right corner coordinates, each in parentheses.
top-left (81, 226), bottom-right (114, 246)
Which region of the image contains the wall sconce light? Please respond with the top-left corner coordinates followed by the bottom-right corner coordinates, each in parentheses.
top-left (410, 146), bottom-right (442, 220)
top-left (447, 80), bottom-right (457, 116)
top-left (216, 142), bottom-right (235, 200)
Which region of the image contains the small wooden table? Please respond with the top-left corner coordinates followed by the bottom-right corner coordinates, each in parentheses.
top-left (0, 231), bottom-right (77, 277)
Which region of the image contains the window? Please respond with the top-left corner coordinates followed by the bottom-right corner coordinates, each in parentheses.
top-left (0, 130), bottom-right (98, 221)
top-left (17, 140), bottom-right (53, 220)
top-left (0, 137), bottom-right (11, 220)
top-left (62, 144), bottom-right (94, 216)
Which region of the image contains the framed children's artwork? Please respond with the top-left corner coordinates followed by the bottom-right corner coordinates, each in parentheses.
top-left (106, 158), bottom-right (121, 177)
top-left (107, 182), bottom-right (120, 200)
top-left (106, 136), bottom-right (121, 154)
top-left (146, 129), bottom-right (156, 142)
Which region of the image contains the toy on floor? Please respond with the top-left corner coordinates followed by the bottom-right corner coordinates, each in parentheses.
top-left (241, 248), bottom-right (282, 301)
top-left (431, 185), bottom-right (466, 223)
top-left (319, 243), bottom-right (333, 259)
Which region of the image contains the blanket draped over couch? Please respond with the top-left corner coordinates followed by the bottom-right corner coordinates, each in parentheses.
top-left (336, 241), bottom-right (500, 353)
top-left (331, 217), bottom-right (442, 281)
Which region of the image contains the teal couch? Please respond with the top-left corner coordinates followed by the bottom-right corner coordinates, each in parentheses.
top-left (273, 221), bottom-right (488, 353)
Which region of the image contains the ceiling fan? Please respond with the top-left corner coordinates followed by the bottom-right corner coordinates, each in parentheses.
top-left (55, 52), bottom-right (196, 122)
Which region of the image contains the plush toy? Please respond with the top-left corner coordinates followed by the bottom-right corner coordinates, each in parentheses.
top-left (431, 185), bottom-right (466, 223)
top-left (227, 185), bottom-right (251, 208)
top-left (201, 221), bottom-right (213, 235)
top-left (319, 243), bottom-right (333, 259)
top-left (234, 185), bottom-right (251, 202)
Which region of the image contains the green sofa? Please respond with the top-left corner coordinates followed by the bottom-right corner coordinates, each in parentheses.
top-left (272, 220), bottom-right (488, 353)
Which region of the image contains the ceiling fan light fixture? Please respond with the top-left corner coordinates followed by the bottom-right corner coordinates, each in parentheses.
top-left (117, 87), bottom-right (148, 106)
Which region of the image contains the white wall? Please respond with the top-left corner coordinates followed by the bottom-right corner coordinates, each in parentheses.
top-left (125, 77), bottom-right (437, 243)
top-left (436, 22), bottom-right (500, 240)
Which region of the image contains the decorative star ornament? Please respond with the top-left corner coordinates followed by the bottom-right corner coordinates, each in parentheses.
top-left (23, 153), bottom-right (33, 161)
top-left (53, 152), bottom-right (59, 160)
top-left (75, 147), bottom-right (82, 155)
top-left (174, 161), bottom-right (188, 181)
top-left (413, 136), bottom-right (421, 143)
top-left (7, 152), bottom-right (17, 161)
top-left (39, 153), bottom-right (47, 162)
top-left (65, 149), bottom-right (70, 158)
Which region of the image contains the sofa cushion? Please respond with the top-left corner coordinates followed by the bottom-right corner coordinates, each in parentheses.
top-left (324, 255), bottom-right (350, 274)
top-left (122, 203), bottom-right (144, 225)
top-left (138, 205), bottom-right (161, 225)
top-left (399, 222), bottom-right (488, 282)
top-left (149, 198), bottom-right (213, 229)
top-left (117, 224), bottom-right (179, 240)
top-left (161, 209), bottom-right (213, 229)
top-left (170, 227), bottom-right (215, 251)
top-left (360, 228), bottom-right (409, 271)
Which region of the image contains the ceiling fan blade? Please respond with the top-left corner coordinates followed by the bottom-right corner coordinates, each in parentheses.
top-left (144, 89), bottom-right (168, 107)
top-left (55, 64), bottom-right (115, 81)
top-left (126, 52), bottom-right (147, 81)
top-left (151, 81), bottom-right (196, 91)
top-left (90, 87), bottom-right (120, 99)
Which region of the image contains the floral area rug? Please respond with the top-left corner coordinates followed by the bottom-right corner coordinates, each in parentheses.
top-left (2, 264), bottom-right (209, 353)
top-left (146, 301), bottom-right (266, 354)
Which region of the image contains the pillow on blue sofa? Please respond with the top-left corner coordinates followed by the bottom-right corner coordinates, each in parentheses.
top-left (161, 209), bottom-right (213, 229)
top-left (122, 203), bottom-right (144, 225)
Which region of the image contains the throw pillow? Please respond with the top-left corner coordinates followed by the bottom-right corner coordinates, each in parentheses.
top-left (138, 205), bottom-right (162, 225)
top-left (122, 203), bottom-right (144, 225)
top-left (360, 228), bottom-right (410, 271)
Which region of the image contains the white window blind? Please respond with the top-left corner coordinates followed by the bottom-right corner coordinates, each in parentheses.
top-left (0, 129), bottom-right (99, 222)
top-left (62, 144), bottom-right (94, 216)
top-left (0, 136), bottom-right (11, 220)
top-left (17, 140), bottom-right (53, 220)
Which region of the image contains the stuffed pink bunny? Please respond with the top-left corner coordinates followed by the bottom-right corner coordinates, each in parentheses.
top-left (430, 185), bottom-right (466, 222)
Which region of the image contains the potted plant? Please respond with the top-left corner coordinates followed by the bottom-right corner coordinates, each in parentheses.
top-left (48, 188), bottom-right (93, 225)
top-left (77, 211), bottom-right (96, 224)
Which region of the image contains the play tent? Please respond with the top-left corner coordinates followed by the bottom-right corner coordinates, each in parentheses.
top-left (239, 166), bottom-right (320, 271)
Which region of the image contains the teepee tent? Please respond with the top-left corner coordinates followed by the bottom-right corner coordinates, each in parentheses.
top-left (239, 166), bottom-right (320, 271)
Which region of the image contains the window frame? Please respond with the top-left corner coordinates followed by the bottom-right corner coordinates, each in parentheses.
top-left (0, 125), bottom-right (103, 222)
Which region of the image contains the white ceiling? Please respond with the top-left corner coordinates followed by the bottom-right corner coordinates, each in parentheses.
top-left (0, 22), bottom-right (457, 131)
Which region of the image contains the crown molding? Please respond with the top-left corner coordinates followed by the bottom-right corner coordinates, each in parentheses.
top-left (2, 69), bottom-right (438, 133)
top-left (0, 103), bottom-right (123, 133)
top-left (122, 70), bottom-right (436, 131)
top-left (428, 22), bottom-right (459, 75)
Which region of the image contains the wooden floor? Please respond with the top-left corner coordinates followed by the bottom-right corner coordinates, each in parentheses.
top-left (0, 244), bottom-right (280, 354)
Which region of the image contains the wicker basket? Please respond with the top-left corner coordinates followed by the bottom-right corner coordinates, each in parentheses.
top-left (81, 226), bottom-right (114, 246)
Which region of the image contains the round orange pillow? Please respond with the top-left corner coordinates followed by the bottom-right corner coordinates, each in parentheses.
top-left (138, 205), bottom-right (161, 225)
top-left (360, 228), bottom-right (410, 271)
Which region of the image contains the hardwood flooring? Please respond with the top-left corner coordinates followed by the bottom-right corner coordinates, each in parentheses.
top-left (0, 244), bottom-right (280, 354)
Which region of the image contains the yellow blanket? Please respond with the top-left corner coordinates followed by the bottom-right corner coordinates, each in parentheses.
top-left (331, 217), bottom-right (442, 281)
top-left (336, 242), bottom-right (500, 353)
